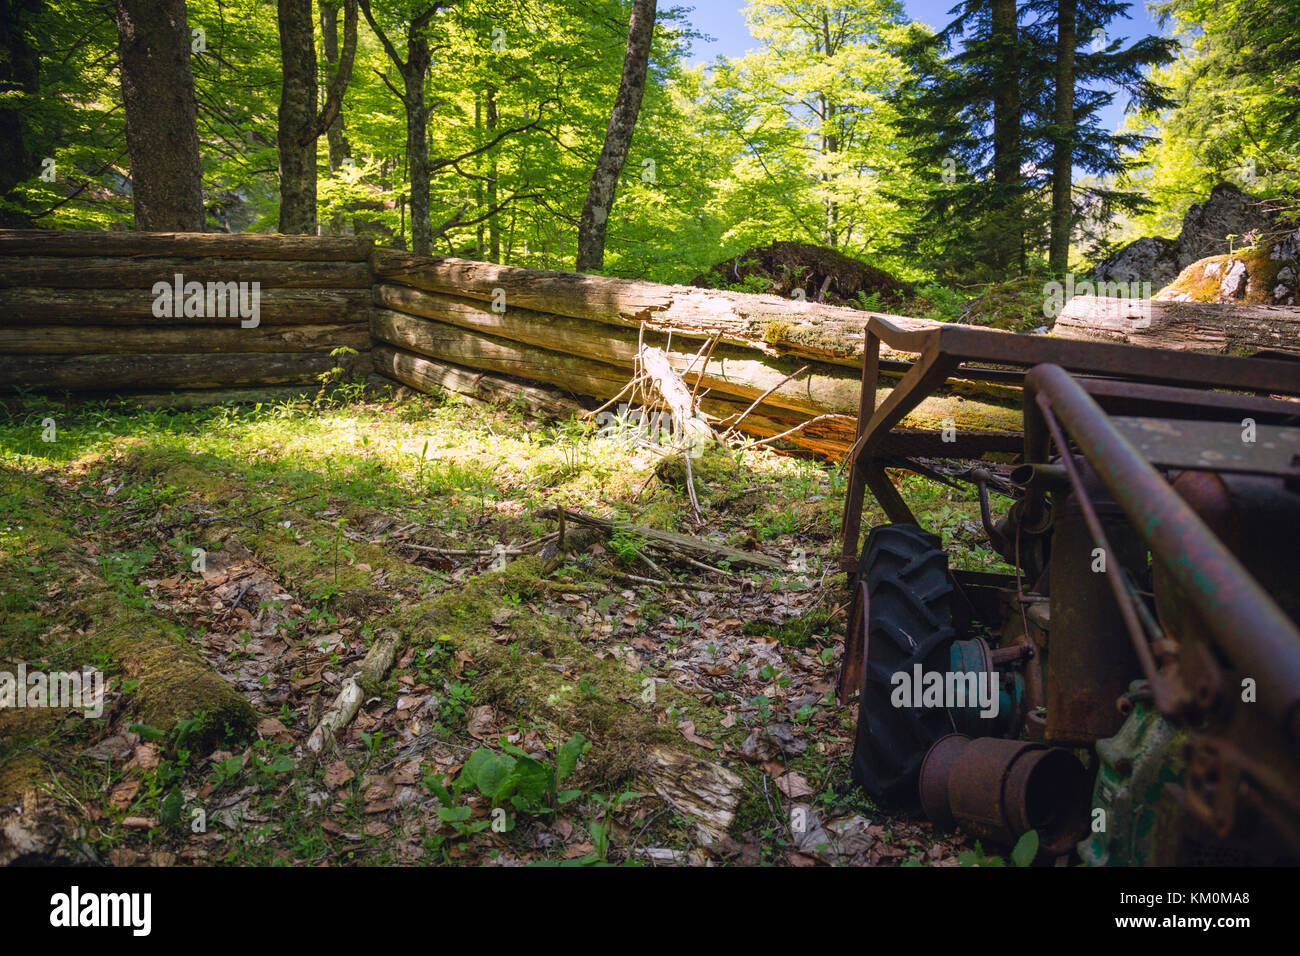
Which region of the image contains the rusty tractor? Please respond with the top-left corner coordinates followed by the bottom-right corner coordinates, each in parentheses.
top-left (836, 315), bottom-right (1300, 865)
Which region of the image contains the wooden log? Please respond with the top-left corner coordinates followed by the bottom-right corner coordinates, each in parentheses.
top-left (374, 346), bottom-right (587, 420)
top-left (0, 287), bottom-right (375, 326)
top-left (0, 257), bottom-right (373, 289)
top-left (0, 323), bottom-right (372, 354)
top-left (376, 342), bottom-right (846, 457)
top-left (0, 350), bottom-right (372, 390)
top-left (1054, 295), bottom-right (1300, 355)
top-left (373, 250), bottom-right (940, 368)
top-left (372, 303), bottom-right (864, 419)
top-left (538, 507), bottom-right (784, 569)
top-left (370, 309), bottom-right (633, 398)
top-left (0, 229), bottom-right (373, 261)
top-left (371, 306), bottom-right (1020, 423)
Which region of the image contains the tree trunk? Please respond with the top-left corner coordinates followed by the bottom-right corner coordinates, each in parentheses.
top-left (321, 0), bottom-right (354, 235)
top-left (405, 32), bottom-right (431, 255)
top-left (1055, 295), bottom-right (1300, 354)
top-left (278, 0), bottom-right (357, 235)
top-left (989, 0), bottom-right (1021, 276)
top-left (320, 1), bottom-right (353, 175)
top-left (277, 0), bottom-right (318, 234)
top-left (1049, 0), bottom-right (1077, 275)
top-left (574, 0), bottom-right (657, 273)
top-left (486, 87), bottom-right (501, 263)
top-left (114, 0), bottom-right (205, 231)
top-left (0, 0), bottom-right (41, 227)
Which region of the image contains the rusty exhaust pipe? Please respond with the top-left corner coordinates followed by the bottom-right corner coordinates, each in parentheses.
top-left (919, 734), bottom-right (1091, 858)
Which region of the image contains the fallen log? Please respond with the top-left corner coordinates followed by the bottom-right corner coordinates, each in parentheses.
top-left (0, 230), bottom-right (374, 261)
top-left (370, 309), bottom-right (1021, 437)
top-left (0, 287), bottom-right (375, 326)
top-left (1054, 295), bottom-right (1300, 355)
top-left (373, 251), bottom-right (938, 367)
top-left (374, 346), bottom-right (587, 420)
top-left (372, 294), bottom-right (865, 418)
top-left (0, 322), bottom-right (371, 354)
top-left (375, 283), bottom-right (1023, 405)
top-left (538, 506), bottom-right (784, 570)
top-left (0, 257), bottom-right (373, 289)
top-left (0, 350), bottom-right (372, 390)
top-left (371, 309), bottom-right (633, 399)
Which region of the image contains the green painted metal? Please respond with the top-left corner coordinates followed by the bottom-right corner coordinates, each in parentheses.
top-left (1077, 681), bottom-right (1187, 866)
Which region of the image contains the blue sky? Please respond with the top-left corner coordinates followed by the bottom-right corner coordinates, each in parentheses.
top-left (683, 1), bottom-right (1169, 132)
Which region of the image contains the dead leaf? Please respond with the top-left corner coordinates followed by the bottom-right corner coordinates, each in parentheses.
top-left (676, 720), bottom-right (716, 749)
top-left (777, 772), bottom-right (815, 799)
top-left (467, 705), bottom-right (496, 741)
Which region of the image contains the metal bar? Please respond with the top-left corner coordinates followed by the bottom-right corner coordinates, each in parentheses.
top-left (841, 328), bottom-right (881, 568)
top-left (1023, 364), bottom-right (1300, 741)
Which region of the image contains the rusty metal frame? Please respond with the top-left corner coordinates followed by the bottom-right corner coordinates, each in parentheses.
top-left (840, 316), bottom-right (1300, 571)
top-left (1022, 364), bottom-right (1300, 742)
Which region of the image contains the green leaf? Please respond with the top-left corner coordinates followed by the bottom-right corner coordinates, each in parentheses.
top-left (1011, 829), bottom-right (1039, 868)
top-left (423, 774), bottom-right (453, 806)
top-left (555, 732), bottom-right (590, 782)
top-left (437, 806), bottom-right (473, 823)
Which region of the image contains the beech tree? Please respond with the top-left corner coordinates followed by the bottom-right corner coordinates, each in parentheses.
top-left (575, 0), bottom-right (656, 272)
top-left (277, 0), bottom-right (358, 234)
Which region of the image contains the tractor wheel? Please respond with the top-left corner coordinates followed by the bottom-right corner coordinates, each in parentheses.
top-left (849, 524), bottom-right (956, 813)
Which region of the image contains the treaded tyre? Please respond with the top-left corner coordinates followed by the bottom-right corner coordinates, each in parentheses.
top-left (849, 523), bottom-right (955, 813)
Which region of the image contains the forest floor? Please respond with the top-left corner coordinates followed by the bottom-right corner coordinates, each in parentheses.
top-left (0, 384), bottom-right (1015, 867)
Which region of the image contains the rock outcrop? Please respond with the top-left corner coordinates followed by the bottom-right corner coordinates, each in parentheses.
top-left (1154, 227), bottom-right (1300, 306)
top-left (1093, 184), bottom-right (1282, 287)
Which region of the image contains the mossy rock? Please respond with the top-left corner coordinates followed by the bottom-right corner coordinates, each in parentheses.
top-left (1154, 231), bottom-right (1298, 305)
top-left (956, 278), bottom-right (1050, 333)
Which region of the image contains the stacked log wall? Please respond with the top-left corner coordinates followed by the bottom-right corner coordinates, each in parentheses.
top-left (0, 231), bottom-right (375, 395)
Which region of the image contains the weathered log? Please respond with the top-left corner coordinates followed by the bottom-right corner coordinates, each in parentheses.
top-left (0, 257), bottom-right (373, 289)
top-left (371, 306), bottom-right (1019, 425)
top-left (539, 507), bottom-right (784, 570)
top-left (376, 342), bottom-right (845, 456)
top-left (373, 305), bottom-right (859, 419)
top-left (374, 346), bottom-right (587, 420)
top-left (1055, 295), bottom-right (1300, 355)
top-left (645, 746), bottom-right (745, 846)
top-left (373, 251), bottom-right (937, 367)
top-left (375, 284), bottom-right (903, 414)
top-left (0, 323), bottom-right (371, 354)
top-left (0, 350), bottom-right (372, 390)
top-left (371, 309), bottom-right (632, 399)
top-left (0, 229), bottom-right (373, 261)
top-left (0, 287), bottom-right (375, 326)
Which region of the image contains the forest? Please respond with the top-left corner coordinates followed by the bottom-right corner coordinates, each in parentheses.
top-left (2, 0), bottom-right (1295, 288)
top-left (2, 0), bottom-right (1300, 889)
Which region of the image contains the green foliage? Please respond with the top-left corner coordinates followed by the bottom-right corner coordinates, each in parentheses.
top-left (425, 731), bottom-right (591, 822)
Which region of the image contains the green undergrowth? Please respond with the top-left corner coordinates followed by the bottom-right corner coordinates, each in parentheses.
top-left (0, 389), bottom-right (1007, 864)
